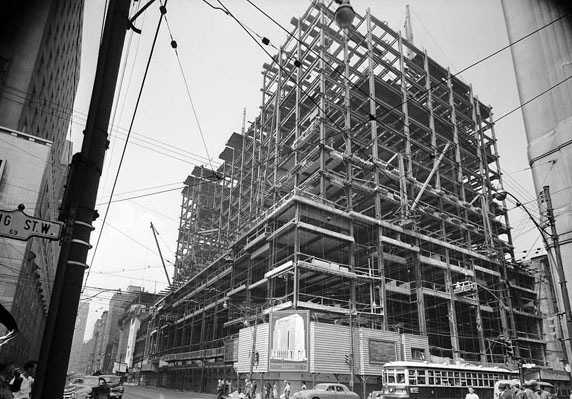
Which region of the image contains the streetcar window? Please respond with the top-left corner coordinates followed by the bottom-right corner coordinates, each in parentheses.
top-left (418, 370), bottom-right (426, 385)
top-left (397, 372), bottom-right (405, 384)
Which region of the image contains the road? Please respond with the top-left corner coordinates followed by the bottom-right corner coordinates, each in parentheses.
top-left (123, 385), bottom-right (219, 399)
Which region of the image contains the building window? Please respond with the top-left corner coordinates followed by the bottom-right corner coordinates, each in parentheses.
top-left (411, 347), bottom-right (425, 360)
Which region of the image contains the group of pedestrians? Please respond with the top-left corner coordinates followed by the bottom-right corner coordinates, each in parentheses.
top-left (497, 380), bottom-right (554, 399)
top-left (0, 360), bottom-right (37, 399)
top-left (261, 379), bottom-right (296, 399)
top-left (217, 378), bottom-right (296, 399)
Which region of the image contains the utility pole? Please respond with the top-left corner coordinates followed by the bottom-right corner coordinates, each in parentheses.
top-left (35, 0), bottom-right (131, 397)
top-left (543, 186), bottom-right (572, 378)
top-left (249, 307), bottom-right (259, 381)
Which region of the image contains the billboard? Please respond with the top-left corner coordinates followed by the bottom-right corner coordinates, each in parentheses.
top-left (268, 310), bottom-right (309, 372)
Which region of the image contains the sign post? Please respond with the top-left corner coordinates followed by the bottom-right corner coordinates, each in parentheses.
top-left (0, 206), bottom-right (61, 241)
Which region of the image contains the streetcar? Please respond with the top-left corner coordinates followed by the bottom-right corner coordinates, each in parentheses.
top-left (381, 361), bottom-right (517, 399)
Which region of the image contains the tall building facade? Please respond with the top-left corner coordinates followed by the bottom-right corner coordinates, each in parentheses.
top-left (501, 0), bottom-right (572, 361)
top-left (67, 301), bottom-right (90, 374)
top-left (146, 1), bottom-right (567, 395)
top-left (114, 292), bottom-right (160, 377)
top-left (0, 127), bottom-right (51, 356)
top-left (87, 287), bottom-right (147, 374)
top-left (0, 0), bottom-right (83, 362)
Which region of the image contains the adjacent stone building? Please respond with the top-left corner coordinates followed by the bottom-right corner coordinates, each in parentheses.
top-left (0, 0), bottom-right (83, 362)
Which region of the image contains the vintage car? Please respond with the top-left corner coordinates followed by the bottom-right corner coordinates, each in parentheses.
top-left (293, 383), bottom-right (360, 399)
top-left (63, 375), bottom-right (124, 399)
top-left (367, 391), bottom-right (383, 399)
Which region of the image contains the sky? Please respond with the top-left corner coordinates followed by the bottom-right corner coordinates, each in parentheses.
top-left (73, 0), bottom-right (542, 340)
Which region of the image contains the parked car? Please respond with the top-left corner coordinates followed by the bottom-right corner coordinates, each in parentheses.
top-left (293, 383), bottom-right (360, 399)
top-left (367, 391), bottom-right (383, 399)
top-left (63, 375), bottom-right (123, 399)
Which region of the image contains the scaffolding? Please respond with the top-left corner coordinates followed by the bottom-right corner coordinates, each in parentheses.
top-left (155, 1), bottom-right (557, 392)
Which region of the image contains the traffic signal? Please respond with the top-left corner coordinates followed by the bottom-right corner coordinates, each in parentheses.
top-left (506, 341), bottom-right (514, 358)
top-left (345, 353), bottom-right (352, 365)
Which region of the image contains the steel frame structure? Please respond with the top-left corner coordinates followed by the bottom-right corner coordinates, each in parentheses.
top-left (146, 1), bottom-right (560, 392)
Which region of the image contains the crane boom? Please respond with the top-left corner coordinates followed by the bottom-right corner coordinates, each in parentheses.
top-left (150, 221), bottom-right (172, 288)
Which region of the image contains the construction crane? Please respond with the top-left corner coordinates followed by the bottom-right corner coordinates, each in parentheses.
top-left (150, 221), bottom-right (172, 288)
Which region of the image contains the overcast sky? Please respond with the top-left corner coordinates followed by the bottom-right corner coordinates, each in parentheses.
top-left (74, 0), bottom-right (540, 340)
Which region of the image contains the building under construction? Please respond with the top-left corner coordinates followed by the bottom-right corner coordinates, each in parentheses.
top-left (142, 1), bottom-right (567, 394)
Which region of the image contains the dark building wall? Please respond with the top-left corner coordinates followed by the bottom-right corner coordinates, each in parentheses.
top-left (0, 0), bottom-right (83, 365)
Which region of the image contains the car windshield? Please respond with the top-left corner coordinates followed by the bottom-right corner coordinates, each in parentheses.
top-left (101, 376), bottom-right (121, 385)
top-left (314, 384), bottom-right (339, 391)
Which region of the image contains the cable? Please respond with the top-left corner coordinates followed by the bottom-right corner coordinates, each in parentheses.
top-left (0, 90), bottom-right (217, 167)
top-left (496, 74), bottom-right (572, 124)
top-left (85, 2), bottom-right (168, 287)
top-left (159, 2), bottom-right (217, 174)
top-left (244, 0), bottom-right (570, 139)
top-left (216, 0), bottom-right (401, 192)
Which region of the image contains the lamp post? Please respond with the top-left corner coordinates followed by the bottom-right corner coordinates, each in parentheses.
top-left (494, 187), bottom-right (572, 381)
top-left (333, 0), bottom-right (355, 390)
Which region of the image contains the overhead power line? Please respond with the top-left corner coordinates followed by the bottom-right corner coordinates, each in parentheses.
top-left (85, 2), bottom-right (168, 287)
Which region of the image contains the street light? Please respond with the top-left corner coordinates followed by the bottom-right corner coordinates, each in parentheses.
top-left (81, 288), bottom-right (121, 301)
top-left (334, 0), bottom-right (355, 29)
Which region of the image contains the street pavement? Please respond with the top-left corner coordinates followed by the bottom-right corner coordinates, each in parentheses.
top-left (124, 385), bottom-right (219, 399)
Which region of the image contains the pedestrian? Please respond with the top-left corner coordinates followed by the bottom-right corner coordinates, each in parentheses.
top-left (499, 383), bottom-right (513, 399)
top-left (272, 382), bottom-right (278, 399)
top-left (283, 380), bottom-right (291, 399)
top-left (524, 381), bottom-right (538, 399)
top-left (12, 361), bottom-right (36, 399)
top-left (301, 382), bottom-right (306, 391)
top-left (90, 377), bottom-right (111, 399)
top-left (245, 379), bottom-right (252, 399)
top-left (252, 380), bottom-right (258, 399)
top-left (0, 362), bottom-right (15, 399)
top-left (513, 382), bottom-right (525, 399)
top-left (465, 387), bottom-right (479, 399)
top-left (217, 379), bottom-right (224, 399)
top-left (537, 385), bottom-right (550, 399)
top-left (264, 382), bottom-right (272, 399)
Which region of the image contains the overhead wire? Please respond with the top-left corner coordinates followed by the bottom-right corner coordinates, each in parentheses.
top-left (205, 0), bottom-right (572, 238)
top-left (159, 0), bottom-right (218, 175)
top-left (0, 88), bottom-right (217, 167)
top-left (215, 0), bottom-right (401, 190)
top-left (84, 1), bottom-right (169, 287)
top-left (240, 0), bottom-right (572, 222)
top-left (9, 2), bottom-right (563, 301)
top-left (102, 0), bottom-right (145, 193)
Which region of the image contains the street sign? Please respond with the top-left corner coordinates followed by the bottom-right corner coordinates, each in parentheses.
top-left (0, 208), bottom-right (62, 241)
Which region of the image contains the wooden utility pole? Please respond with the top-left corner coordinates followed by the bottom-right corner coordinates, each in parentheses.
top-left (543, 186), bottom-right (572, 378)
top-left (35, 1), bottom-right (131, 397)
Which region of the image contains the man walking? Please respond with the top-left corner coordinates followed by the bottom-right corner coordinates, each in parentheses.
top-left (499, 383), bottom-right (513, 399)
top-left (283, 381), bottom-right (291, 399)
top-left (465, 387), bottom-right (479, 399)
top-left (10, 361), bottom-right (36, 399)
